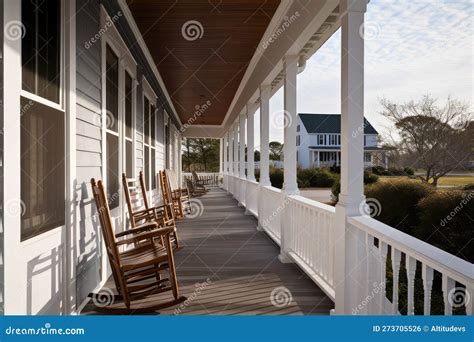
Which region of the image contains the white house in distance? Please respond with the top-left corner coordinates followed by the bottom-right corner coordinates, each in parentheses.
top-left (296, 113), bottom-right (385, 169)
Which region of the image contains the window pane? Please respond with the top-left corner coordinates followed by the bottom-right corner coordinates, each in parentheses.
top-left (151, 149), bottom-right (156, 190)
top-left (21, 96), bottom-right (65, 240)
top-left (150, 104), bottom-right (156, 145)
top-left (106, 46), bottom-right (119, 133)
top-left (126, 140), bottom-right (133, 176)
top-left (165, 123), bottom-right (170, 167)
top-left (144, 97), bottom-right (150, 145)
top-left (125, 73), bottom-right (133, 139)
top-left (106, 133), bottom-right (119, 209)
top-left (22, 0), bottom-right (60, 103)
top-left (144, 146), bottom-right (150, 189)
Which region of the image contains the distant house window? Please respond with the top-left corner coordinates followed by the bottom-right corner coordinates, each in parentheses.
top-left (20, 0), bottom-right (64, 240)
top-left (297, 124), bottom-right (300, 132)
top-left (364, 135), bottom-right (367, 146)
top-left (296, 135), bottom-right (300, 146)
top-left (318, 134), bottom-right (324, 145)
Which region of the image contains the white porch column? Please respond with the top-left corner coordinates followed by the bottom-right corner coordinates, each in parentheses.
top-left (229, 127), bottom-right (234, 194)
top-left (279, 54), bottom-right (300, 264)
top-left (238, 112), bottom-right (246, 205)
top-left (223, 133), bottom-right (228, 189)
top-left (233, 121), bottom-right (239, 198)
top-left (282, 55), bottom-right (299, 195)
top-left (246, 104), bottom-right (256, 182)
top-left (219, 137), bottom-right (223, 174)
top-left (317, 151), bottom-right (320, 167)
top-left (334, 0), bottom-right (368, 315)
top-left (259, 85), bottom-right (271, 186)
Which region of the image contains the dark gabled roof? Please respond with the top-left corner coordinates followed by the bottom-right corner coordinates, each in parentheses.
top-left (298, 113), bottom-right (378, 134)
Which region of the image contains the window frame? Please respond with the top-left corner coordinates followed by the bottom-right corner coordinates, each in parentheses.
top-left (100, 6), bottom-right (138, 217)
top-left (19, 0), bottom-right (66, 241)
top-left (142, 78), bottom-right (158, 195)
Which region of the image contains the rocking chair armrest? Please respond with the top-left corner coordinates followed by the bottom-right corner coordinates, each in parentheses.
top-left (116, 226), bottom-right (173, 246)
top-left (115, 222), bottom-right (159, 238)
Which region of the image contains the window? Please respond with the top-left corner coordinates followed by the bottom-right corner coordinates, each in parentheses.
top-left (20, 0), bottom-right (64, 240)
top-left (106, 45), bottom-right (119, 209)
top-left (296, 135), bottom-right (300, 146)
top-left (143, 97), bottom-right (157, 190)
top-left (318, 134), bottom-right (324, 145)
top-left (22, 0), bottom-right (60, 103)
top-left (296, 124), bottom-right (300, 132)
top-left (165, 119), bottom-right (170, 168)
top-left (124, 72), bottom-right (134, 176)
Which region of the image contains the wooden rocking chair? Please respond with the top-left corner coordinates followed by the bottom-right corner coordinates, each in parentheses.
top-left (90, 178), bottom-right (185, 313)
top-left (159, 170), bottom-right (190, 219)
top-left (122, 171), bottom-right (180, 249)
top-left (165, 169), bottom-right (191, 215)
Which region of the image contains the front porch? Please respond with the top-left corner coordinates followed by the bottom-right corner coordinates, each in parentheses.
top-left (83, 187), bottom-right (333, 315)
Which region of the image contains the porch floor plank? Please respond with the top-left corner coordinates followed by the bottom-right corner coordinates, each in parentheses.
top-left (82, 187), bottom-right (334, 315)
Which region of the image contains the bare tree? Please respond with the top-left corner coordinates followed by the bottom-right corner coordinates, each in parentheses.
top-left (380, 95), bottom-right (472, 186)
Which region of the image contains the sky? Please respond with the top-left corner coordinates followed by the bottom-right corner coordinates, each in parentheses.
top-left (254, 0), bottom-right (473, 147)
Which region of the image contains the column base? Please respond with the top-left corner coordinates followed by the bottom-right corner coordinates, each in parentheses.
top-left (278, 252), bottom-right (293, 264)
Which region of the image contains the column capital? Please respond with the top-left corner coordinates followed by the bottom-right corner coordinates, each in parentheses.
top-left (259, 84), bottom-right (272, 99)
top-left (340, 0), bottom-right (367, 14)
top-left (247, 102), bottom-right (258, 116)
top-left (283, 54), bottom-right (299, 66)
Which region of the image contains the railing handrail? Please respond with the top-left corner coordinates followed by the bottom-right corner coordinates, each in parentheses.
top-left (261, 185), bottom-right (282, 194)
top-left (348, 215), bottom-right (474, 284)
top-left (289, 194), bottom-right (336, 213)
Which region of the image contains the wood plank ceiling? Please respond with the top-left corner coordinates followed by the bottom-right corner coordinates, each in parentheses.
top-left (127, 0), bottom-right (280, 126)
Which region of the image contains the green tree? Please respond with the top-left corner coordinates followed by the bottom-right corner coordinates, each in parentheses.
top-left (269, 141), bottom-right (283, 161)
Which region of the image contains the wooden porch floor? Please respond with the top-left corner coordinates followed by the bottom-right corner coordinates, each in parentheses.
top-left (83, 187), bottom-right (333, 315)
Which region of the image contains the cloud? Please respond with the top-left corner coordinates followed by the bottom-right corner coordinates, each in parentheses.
top-left (262, 0), bottom-right (473, 144)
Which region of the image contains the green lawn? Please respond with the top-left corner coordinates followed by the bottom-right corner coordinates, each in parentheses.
top-left (379, 175), bottom-right (473, 187)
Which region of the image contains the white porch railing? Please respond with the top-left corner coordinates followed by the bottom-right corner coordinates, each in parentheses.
top-left (183, 172), bottom-right (220, 186)
top-left (348, 216), bottom-right (474, 316)
top-left (222, 173), bottom-right (474, 315)
top-left (258, 186), bottom-right (284, 244)
top-left (286, 195), bottom-right (336, 300)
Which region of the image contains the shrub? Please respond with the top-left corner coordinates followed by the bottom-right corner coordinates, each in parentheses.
top-left (403, 167), bottom-right (415, 176)
top-left (416, 190), bottom-right (474, 263)
top-left (297, 168), bottom-right (337, 188)
top-left (331, 172), bottom-right (379, 201)
top-left (270, 168), bottom-right (284, 189)
top-left (372, 166), bottom-right (386, 175)
top-left (364, 171), bottom-right (379, 184)
top-left (365, 179), bottom-right (433, 234)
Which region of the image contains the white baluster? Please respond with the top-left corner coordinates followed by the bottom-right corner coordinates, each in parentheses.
top-left (391, 248), bottom-right (401, 314)
top-left (406, 256), bottom-right (416, 315)
top-left (366, 234), bottom-right (375, 313)
top-left (422, 264), bottom-right (434, 315)
top-left (442, 274), bottom-right (455, 315)
top-left (466, 285), bottom-right (473, 315)
top-left (378, 241), bottom-right (388, 314)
